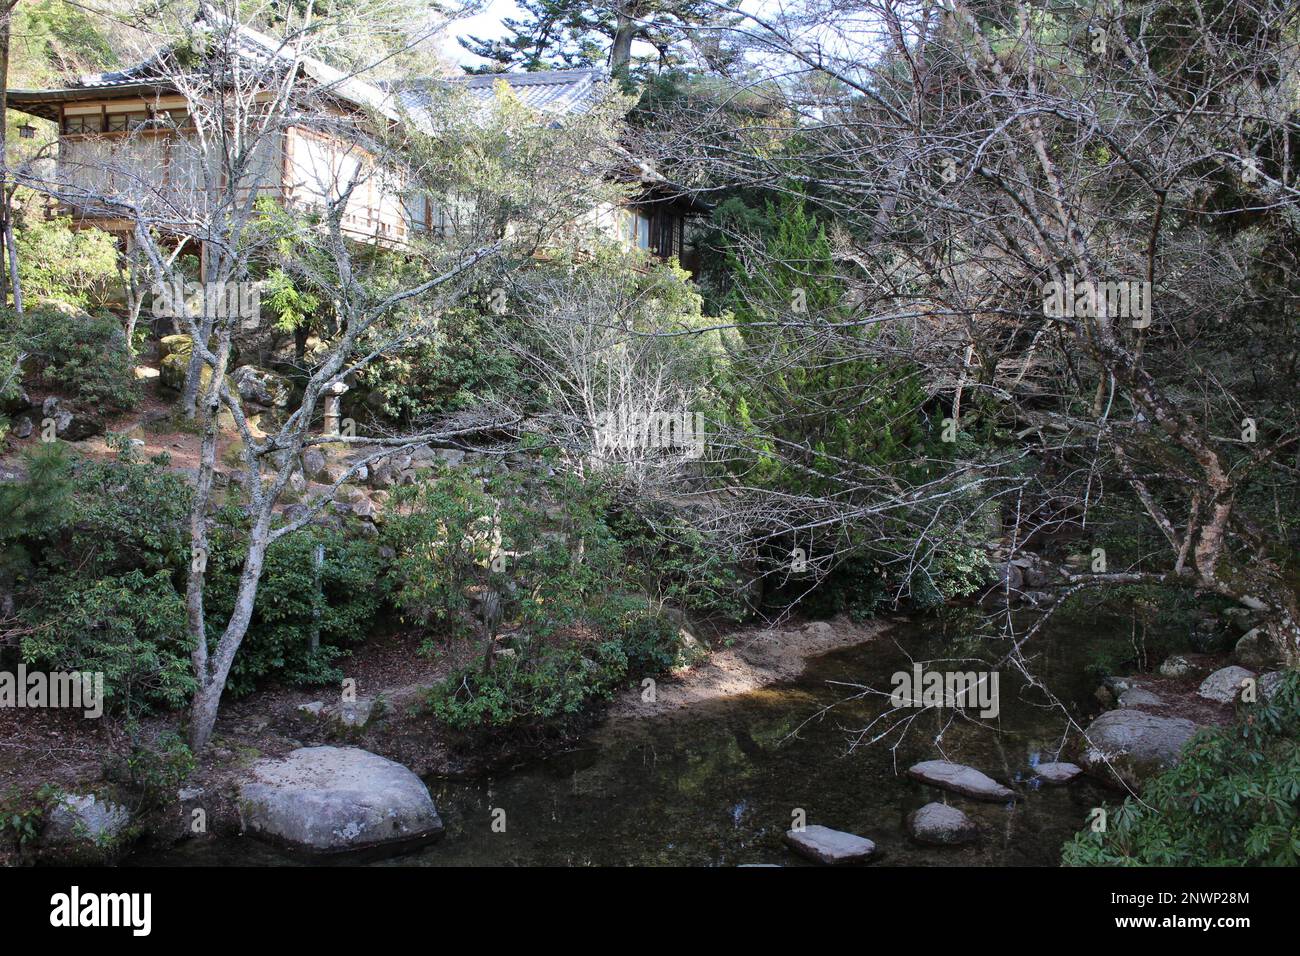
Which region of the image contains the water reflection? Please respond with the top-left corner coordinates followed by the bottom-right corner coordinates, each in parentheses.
top-left (134, 621), bottom-right (1109, 866)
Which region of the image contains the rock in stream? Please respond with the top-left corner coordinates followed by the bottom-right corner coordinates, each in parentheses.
top-left (783, 825), bottom-right (877, 864)
top-left (907, 760), bottom-right (1018, 802)
top-left (238, 746), bottom-right (443, 856)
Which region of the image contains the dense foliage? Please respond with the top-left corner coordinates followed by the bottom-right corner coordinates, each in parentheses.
top-left (0, 447), bottom-right (390, 711)
top-left (0, 302), bottom-right (139, 414)
top-left (14, 217), bottom-right (120, 308)
top-left (383, 466), bottom-right (691, 734)
top-left (1063, 672), bottom-right (1300, 867)
top-left (1, 445), bottom-right (193, 712)
top-left (204, 512), bottom-right (389, 696)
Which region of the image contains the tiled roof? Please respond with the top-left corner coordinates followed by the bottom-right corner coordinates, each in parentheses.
top-left (68, 29), bottom-right (604, 126)
top-left (450, 68), bottom-right (607, 115)
top-left (388, 68), bottom-right (606, 130)
top-left (68, 9), bottom-right (401, 119)
top-left (13, 3), bottom-right (610, 133)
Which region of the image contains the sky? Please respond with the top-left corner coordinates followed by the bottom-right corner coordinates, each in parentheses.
top-left (433, 1), bottom-right (870, 75)
top-left (438, 0), bottom-right (524, 67)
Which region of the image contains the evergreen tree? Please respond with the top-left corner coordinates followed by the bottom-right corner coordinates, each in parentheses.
top-left (458, 0), bottom-right (729, 78)
top-left (719, 196), bottom-right (936, 496)
top-left (459, 0), bottom-right (606, 73)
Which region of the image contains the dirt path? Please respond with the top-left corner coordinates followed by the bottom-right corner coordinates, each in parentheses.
top-left (608, 615), bottom-right (896, 720)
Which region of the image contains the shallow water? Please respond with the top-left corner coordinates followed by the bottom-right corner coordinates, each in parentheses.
top-left (133, 621), bottom-right (1111, 866)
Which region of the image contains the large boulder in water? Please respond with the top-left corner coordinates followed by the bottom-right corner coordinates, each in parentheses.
top-left (907, 760), bottom-right (1018, 802)
top-left (1078, 710), bottom-right (1198, 790)
top-left (238, 746), bottom-right (443, 856)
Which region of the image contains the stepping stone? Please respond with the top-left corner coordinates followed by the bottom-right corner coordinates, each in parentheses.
top-left (1033, 761), bottom-right (1082, 785)
top-left (907, 802), bottom-right (978, 845)
top-left (1198, 666), bottom-right (1256, 704)
top-left (783, 825), bottom-right (876, 864)
top-left (907, 760), bottom-right (1018, 802)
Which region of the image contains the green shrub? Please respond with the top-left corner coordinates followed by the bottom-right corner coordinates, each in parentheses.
top-left (382, 469), bottom-right (497, 637)
top-left (15, 216), bottom-right (119, 308)
top-left (0, 784), bottom-right (62, 851)
top-left (428, 593), bottom-right (685, 736)
top-left (384, 468), bottom-right (626, 644)
top-left (205, 513), bottom-right (389, 696)
top-left (357, 303), bottom-right (529, 424)
top-left (20, 569), bottom-right (193, 711)
top-left (609, 506), bottom-right (749, 621)
top-left (428, 641), bottom-right (630, 734)
top-left (121, 731), bottom-right (196, 809)
top-left (5, 448), bottom-right (193, 713)
top-left (2, 303), bottom-right (139, 412)
top-left (591, 593), bottom-right (692, 676)
top-left (1062, 670), bottom-right (1300, 866)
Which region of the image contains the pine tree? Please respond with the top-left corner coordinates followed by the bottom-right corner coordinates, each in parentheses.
top-left (458, 0), bottom-right (727, 78)
top-left (719, 196), bottom-right (935, 495)
top-left (459, 0), bottom-right (607, 73)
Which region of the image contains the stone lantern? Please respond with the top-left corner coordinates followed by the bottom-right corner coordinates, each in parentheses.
top-left (322, 380), bottom-right (349, 437)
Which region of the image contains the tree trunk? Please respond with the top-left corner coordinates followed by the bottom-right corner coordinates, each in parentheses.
top-left (0, 1), bottom-right (17, 313)
top-left (4, 206), bottom-right (19, 314)
top-left (187, 509), bottom-right (274, 751)
top-left (610, 6), bottom-right (637, 74)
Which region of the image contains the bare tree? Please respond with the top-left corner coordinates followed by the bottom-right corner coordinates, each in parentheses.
top-left (628, 0), bottom-right (1300, 662)
top-left (15, 0), bottom-right (630, 750)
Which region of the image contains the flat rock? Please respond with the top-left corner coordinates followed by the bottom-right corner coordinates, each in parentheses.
top-left (1197, 666), bottom-right (1256, 704)
top-left (238, 746), bottom-right (443, 855)
top-left (1033, 761), bottom-right (1082, 785)
top-left (906, 802), bottom-right (978, 845)
top-left (1079, 709), bottom-right (1198, 790)
top-left (907, 760), bottom-right (1017, 802)
top-left (783, 825), bottom-right (876, 864)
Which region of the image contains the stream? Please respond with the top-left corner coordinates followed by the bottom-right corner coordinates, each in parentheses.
top-left (133, 619), bottom-right (1111, 866)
